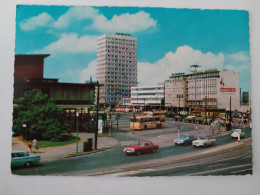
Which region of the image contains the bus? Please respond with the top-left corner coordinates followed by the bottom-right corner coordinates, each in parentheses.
top-left (130, 115), bottom-right (166, 130)
top-left (143, 111), bottom-right (166, 119)
top-left (115, 104), bottom-right (141, 112)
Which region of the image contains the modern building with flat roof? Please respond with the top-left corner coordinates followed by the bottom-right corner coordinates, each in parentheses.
top-left (165, 69), bottom-right (242, 112)
top-left (97, 33), bottom-right (137, 106)
top-left (131, 85), bottom-right (164, 108)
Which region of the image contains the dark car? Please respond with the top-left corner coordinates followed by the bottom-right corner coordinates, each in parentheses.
top-left (123, 140), bottom-right (159, 156)
top-left (174, 134), bottom-right (197, 146)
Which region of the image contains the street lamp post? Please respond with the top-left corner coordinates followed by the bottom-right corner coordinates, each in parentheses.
top-left (22, 124), bottom-right (26, 141)
top-left (95, 81), bottom-right (100, 150)
top-left (76, 109), bottom-right (80, 153)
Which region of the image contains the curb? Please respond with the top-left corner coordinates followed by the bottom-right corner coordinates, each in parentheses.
top-left (55, 140), bottom-right (120, 160)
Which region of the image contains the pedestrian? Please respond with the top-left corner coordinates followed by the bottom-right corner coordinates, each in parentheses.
top-left (195, 125), bottom-right (198, 135)
top-left (32, 138), bottom-right (37, 153)
top-left (28, 142), bottom-right (32, 153)
top-left (212, 123), bottom-right (215, 135)
top-left (217, 123), bottom-right (220, 134)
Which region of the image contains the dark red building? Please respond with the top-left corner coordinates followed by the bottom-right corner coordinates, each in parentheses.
top-left (13, 54), bottom-right (99, 132)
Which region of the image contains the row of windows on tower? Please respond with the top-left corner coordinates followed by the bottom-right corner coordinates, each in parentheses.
top-left (105, 80), bottom-right (136, 85)
top-left (106, 46), bottom-right (136, 51)
top-left (105, 41), bottom-right (136, 47)
top-left (97, 49), bottom-right (136, 56)
top-left (105, 37), bottom-right (136, 43)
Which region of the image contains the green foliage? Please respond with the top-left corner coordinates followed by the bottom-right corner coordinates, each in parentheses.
top-left (34, 135), bottom-right (79, 148)
top-left (13, 89), bottom-right (70, 141)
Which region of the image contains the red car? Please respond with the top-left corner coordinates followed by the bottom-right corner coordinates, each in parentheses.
top-left (123, 140), bottom-right (159, 156)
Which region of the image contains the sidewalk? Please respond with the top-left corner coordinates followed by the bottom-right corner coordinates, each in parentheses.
top-left (12, 133), bottom-right (118, 162)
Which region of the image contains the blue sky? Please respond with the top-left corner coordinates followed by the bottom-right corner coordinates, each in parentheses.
top-left (15, 5), bottom-right (250, 91)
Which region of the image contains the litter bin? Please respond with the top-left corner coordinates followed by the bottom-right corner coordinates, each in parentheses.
top-left (226, 123), bottom-right (231, 131)
top-left (83, 138), bottom-right (93, 152)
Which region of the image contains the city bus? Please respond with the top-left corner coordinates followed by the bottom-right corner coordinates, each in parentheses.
top-left (130, 115), bottom-right (166, 130)
top-left (115, 104), bottom-right (140, 112)
top-left (143, 111), bottom-right (166, 119)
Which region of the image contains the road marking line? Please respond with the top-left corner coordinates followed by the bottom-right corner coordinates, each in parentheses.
top-left (230, 168), bottom-right (252, 174)
top-left (208, 163), bottom-right (227, 168)
top-left (186, 163), bottom-right (252, 176)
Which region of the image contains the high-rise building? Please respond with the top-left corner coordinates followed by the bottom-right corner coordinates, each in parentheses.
top-left (97, 33), bottom-right (137, 106)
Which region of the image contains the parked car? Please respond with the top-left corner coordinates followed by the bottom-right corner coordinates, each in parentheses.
top-left (174, 134), bottom-right (197, 146)
top-left (192, 136), bottom-right (216, 148)
top-left (11, 150), bottom-right (40, 168)
top-left (123, 140), bottom-right (159, 156)
top-left (231, 129), bottom-right (245, 139)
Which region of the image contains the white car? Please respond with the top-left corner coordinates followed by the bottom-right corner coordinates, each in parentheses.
top-left (192, 136), bottom-right (216, 148)
top-left (231, 129), bottom-right (245, 139)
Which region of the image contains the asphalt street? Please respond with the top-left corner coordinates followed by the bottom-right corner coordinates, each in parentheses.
top-left (11, 124), bottom-right (252, 176)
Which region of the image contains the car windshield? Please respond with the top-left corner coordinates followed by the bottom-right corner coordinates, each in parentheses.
top-left (199, 136), bottom-right (207, 140)
top-left (234, 129), bottom-right (242, 132)
top-left (179, 134), bottom-right (188, 139)
top-left (135, 141), bottom-right (144, 146)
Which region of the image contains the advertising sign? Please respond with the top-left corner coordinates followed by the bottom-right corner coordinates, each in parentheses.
top-left (220, 88), bottom-right (236, 92)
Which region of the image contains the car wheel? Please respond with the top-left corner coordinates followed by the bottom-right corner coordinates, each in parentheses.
top-left (137, 151), bottom-right (141, 156)
top-left (24, 162), bottom-right (31, 168)
top-left (203, 144), bottom-right (206, 148)
top-left (144, 125), bottom-right (147, 130)
top-left (184, 142), bottom-right (188, 146)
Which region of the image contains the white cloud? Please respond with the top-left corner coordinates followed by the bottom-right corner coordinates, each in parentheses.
top-left (91, 11), bottom-right (157, 33)
top-left (20, 12), bottom-right (53, 31)
top-left (53, 7), bottom-right (99, 29)
top-left (138, 45), bottom-right (225, 86)
top-left (79, 60), bottom-right (97, 83)
top-left (33, 33), bottom-right (98, 53)
top-left (225, 64), bottom-right (249, 73)
top-left (20, 7), bottom-right (156, 33)
top-left (227, 52), bottom-right (250, 62)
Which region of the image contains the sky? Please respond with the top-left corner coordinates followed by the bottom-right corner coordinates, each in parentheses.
top-left (15, 5), bottom-right (251, 92)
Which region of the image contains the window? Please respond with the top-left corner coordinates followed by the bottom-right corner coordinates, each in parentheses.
top-left (17, 152), bottom-right (25, 157)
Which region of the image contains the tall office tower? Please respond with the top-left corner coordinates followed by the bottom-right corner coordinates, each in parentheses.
top-left (97, 33), bottom-right (137, 106)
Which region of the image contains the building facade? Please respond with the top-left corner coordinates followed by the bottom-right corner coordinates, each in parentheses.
top-left (131, 85), bottom-right (164, 107)
top-left (14, 54), bottom-right (98, 132)
top-left (165, 69), bottom-right (241, 112)
top-left (97, 33), bottom-right (137, 106)
top-left (165, 73), bottom-right (187, 110)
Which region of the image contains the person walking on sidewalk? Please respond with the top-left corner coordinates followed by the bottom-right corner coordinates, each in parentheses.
top-left (32, 138), bottom-right (37, 153)
top-left (28, 142), bottom-right (32, 153)
top-left (195, 125), bottom-right (199, 137)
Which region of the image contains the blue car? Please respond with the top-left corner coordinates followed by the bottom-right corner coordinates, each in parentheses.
top-left (174, 134), bottom-right (197, 146)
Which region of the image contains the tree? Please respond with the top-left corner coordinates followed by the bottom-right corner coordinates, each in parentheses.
top-left (13, 89), bottom-right (69, 141)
